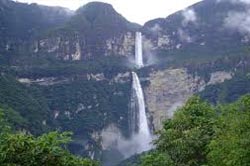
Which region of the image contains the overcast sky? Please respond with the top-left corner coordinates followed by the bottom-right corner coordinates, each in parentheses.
top-left (15, 0), bottom-right (203, 24)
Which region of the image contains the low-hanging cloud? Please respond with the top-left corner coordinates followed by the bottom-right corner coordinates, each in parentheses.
top-left (218, 0), bottom-right (250, 35)
top-left (235, 0), bottom-right (250, 3)
top-left (217, 0), bottom-right (250, 4)
top-left (178, 28), bottom-right (193, 43)
top-left (101, 124), bottom-right (153, 159)
top-left (149, 23), bottom-right (162, 33)
top-left (182, 8), bottom-right (197, 26)
top-left (224, 10), bottom-right (250, 34)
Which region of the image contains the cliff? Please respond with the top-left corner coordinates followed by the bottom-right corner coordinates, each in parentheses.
top-left (144, 68), bottom-right (232, 130)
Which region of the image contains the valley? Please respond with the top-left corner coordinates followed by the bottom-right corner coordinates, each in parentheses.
top-left (0, 0), bottom-right (250, 165)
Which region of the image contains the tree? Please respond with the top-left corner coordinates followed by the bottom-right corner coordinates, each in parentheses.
top-left (140, 151), bottom-right (173, 166)
top-left (141, 95), bottom-right (250, 166)
top-left (0, 108), bottom-right (10, 134)
top-left (0, 109), bottom-right (98, 166)
top-left (157, 96), bottom-right (216, 166)
top-left (141, 96), bottom-right (216, 166)
top-left (207, 95), bottom-right (250, 166)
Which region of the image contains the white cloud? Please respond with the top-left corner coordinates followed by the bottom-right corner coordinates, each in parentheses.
top-left (218, 0), bottom-right (250, 35)
top-left (217, 0), bottom-right (250, 4)
top-left (224, 10), bottom-right (250, 34)
top-left (182, 8), bottom-right (197, 25)
top-left (237, 0), bottom-right (250, 3)
top-left (178, 28), bottom-right (193, 43)
top-left (15, 0), bottom-right (203, 25)
top-left (149, 23), bottom-right (162, 33)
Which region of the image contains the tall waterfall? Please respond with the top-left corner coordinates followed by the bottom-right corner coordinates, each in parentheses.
top-left (131, 72), bottom-right (150, 136)
top-left (129, 32), bottom-right (152, 154)
top-left (135, 32), bottom-right (144, 68)
top-left (129, 72), bottom-right (152, 154)
top-left (102, 32), bottom-right (152, 161)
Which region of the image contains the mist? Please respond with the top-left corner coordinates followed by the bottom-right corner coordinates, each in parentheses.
top-left (182, 8), bottom-right (197, 26)
top-left (222, 0), bottom-right (250, 35)
top-left (224, 10), bottom-right (250, 35)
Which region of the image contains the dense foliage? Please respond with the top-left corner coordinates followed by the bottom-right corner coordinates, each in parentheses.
top-left (141, 95), bottom-right (250, 166)
top-left (0, 0), bottom-right (70, 40)
top-left (0, 75), bottom-right (50, 134)
top-left (200, 71), bottom-right (250, 104)
top-left (14, 56), bottom-right (132, 78)
top-left (0, 72), bottom-right (132, 156)
top-left (0, 108), bottom-right (98, 166)
top-left (207, 95), bottom-right (250, 166)
top-left (1, 0), bottom-right (250, 165)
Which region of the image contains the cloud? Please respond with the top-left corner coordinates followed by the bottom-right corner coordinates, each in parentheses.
top-left (178, 28), bottom-right (193, 43)
top-left (224, 10), bottom-right (250, 34)
top-left (219, 0), bottom-right (250, 35)
top-left (101, 124), bottom-right (153, 159)
top-left (217, 0), bottom-right (250, 4)
top-left (149, 23), bottom-right (162, 33)
top-left (182, 9), bottom-right (197, 25)
top-left (236, 0), bottom-right (250, 3)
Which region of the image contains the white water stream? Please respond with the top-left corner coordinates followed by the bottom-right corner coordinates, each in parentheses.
top-left (135, 32), bottom-right (143, 68)
top-left (127, 32), bottom-right (152, 153)
top-left (130, 72), bottom-right (152, 153)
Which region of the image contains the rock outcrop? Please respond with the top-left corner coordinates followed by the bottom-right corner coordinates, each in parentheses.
top-left (36, 32), bottom-right (136, 60)
top-left (144, 68), bottom-right (232, 130)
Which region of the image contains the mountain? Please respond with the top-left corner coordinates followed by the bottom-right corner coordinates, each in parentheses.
top-left (0, 0), bottom-right (250, 165)
top-left (0, 1), bottom-right (140, 66)
top-left (0, 0), bottom-right (73, 65)
top-left (3, 1), bottom-right (140, 65)
top-left (33, 2), bottom-right (140, 62)
top-left (142, 0), bottom-right (250, 65)
top-left (71, 2), bottom-right (139, 37)
top-left (0, 1), bottom-right (137, 164)
top-left (139, 0), bottom-right (250, 131)
top-left (0, 0), bottom-right (72, 40)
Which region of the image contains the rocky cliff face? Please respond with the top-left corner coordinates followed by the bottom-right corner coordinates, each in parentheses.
top-left (0, 1), bottom-right (140, 65)
top-left (142, 0), bottom-right (250, 58)
top-left (30, 2), bottom-right (140, 61)
top-left (144, 68), bottom-right (232, 130)
top-left (35, 32), bottom-right (136, 60)
top-left (34, 35), bottom-right (83, 61)
top-left (105, 32), bottom-right (135, 57)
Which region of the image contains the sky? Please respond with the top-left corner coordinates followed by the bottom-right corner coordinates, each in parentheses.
top-left (15, 0), bottom-right (203, 24)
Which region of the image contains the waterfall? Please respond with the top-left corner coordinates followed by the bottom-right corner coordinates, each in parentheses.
top-left (129, 32), bottom-right (151, 154)
top-left (135, 32), bottom-right (144, 68)
top-left (131, 72), bottom-right (150, 136)
top-left (128, 72), bottom-right (152, 154)
top-left (102, 32), bottom-right (151, 160)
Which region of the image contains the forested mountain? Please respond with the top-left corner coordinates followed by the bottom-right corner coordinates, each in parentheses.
top-left (0, 0), bottom-right (72, 40)
top-left (0, 0), bottom-right (250, 165)
top-left (141, 0), bottom-right (250, 65)
top-left (0, 0), bottom-right (140, 65)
